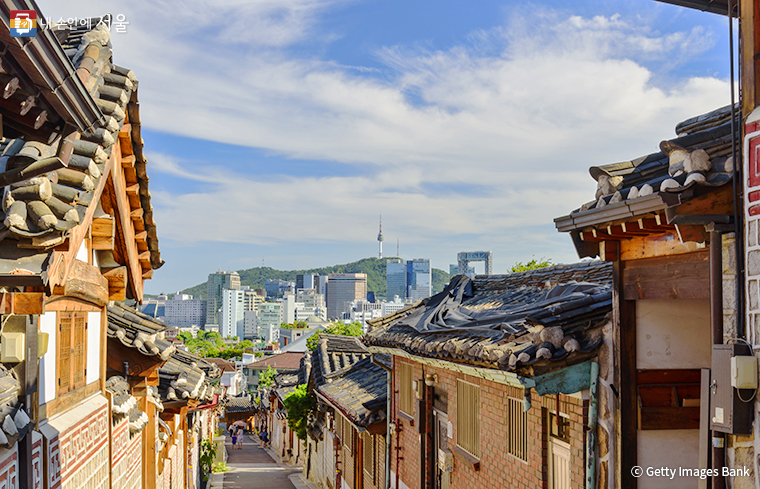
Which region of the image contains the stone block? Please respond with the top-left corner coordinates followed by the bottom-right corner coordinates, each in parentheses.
top-left (723, 313), bottom-right (737, 340)
top-left (724, 278), bottom-right (737, 310)
top-left (750, 280), bottom-right (759, 311)
top-left (747, 250), bottom-right (760, 276)
top-left (750, 219), bottom-right (758, 247)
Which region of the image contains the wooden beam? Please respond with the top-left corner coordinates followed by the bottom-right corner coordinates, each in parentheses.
top-left (130, 208), bottom-right (144, 221)
top-left (102, 266), bottom-right (127, 301)
top-left (110, 140), bottom-right (144, 301)
top-left (623, 251), bottom-right (709, 300)
top-left (126, 183), bottom-right (140, 209)
top-left (620, 230), bottom-right (705, 261)
top-left (63, 259), bottom-right (109, 307)
top-left (119, 123), bottom-right (133, 157)
top-left (134, 231), bottom-right (147, 244)
top-left (599, 240), bottom-right (618, 262)
top-left (107, 338), bottom-right (163, 377)
top-left (121, 154), bottom-right (135, 168)
top-left (91, 235), bottom-right (114, 251)
top-left (0, 292), bottom-right (43, 314)
top-left (91, 217), bottom-right (115, 237)
top-left (142, 269), bottom-right (154, 280)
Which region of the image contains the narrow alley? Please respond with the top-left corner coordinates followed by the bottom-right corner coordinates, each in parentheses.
top-left (220, 435), bottom-right (310, 489)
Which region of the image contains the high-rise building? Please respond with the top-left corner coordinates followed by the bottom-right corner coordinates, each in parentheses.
top-left (382, 296), bottom-right (411, 317)
top-left (141, 293), bottom-right (168, 319)
top-left (205, 270), bottom-right (240, 326)
top-left (386, 259), bottom-right (406, 300)
top-left (257, 303), bottom-right (283, 344)
top-left (345, 299), bottom-right (383, 331)
top-left (315, 275), bottom-right (329, 296)
top-left (265, 279), bottom-right (295, 298)
top-left (220, 289), bottom-right (245, 338)
top-left (326, 273), bottom-right (367, 320)
top-left (296, 274), bottom-right (317, 291)
top-left (243, 310), bottom-right (258, 340)
top-left (163, 293), bottom-right (206, 327)
top-left (407, 259), bottom-right (432, 302)
top-left (243, 288), bottom-right (264, 312)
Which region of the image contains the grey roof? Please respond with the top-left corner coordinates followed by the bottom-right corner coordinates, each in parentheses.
top-left (105, 376), bottom-right (148, 434)
top-left (224, 394), bottom-right (256, 413)
top-left (159, 349), bottom-right (222, 403)
top-left (0, 14), bottom-right (162, 276)
top-left (365, 261), bottom-right (612, 374)
top-left (0, 364), bottom-right (32, 448)
top-left (309, 334), bottom-right (370, 389)
top-left (555, 105), bottom-right (737, 233)
top-left (317, 357), bottom-right (387, 428)
top-left (274, 372), bottom-right (300, 402)
top-left (107, 302), bottom-right (176, 360)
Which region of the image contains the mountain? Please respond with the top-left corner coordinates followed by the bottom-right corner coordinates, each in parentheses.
top-left (180, 257), bottom-right (449, 299)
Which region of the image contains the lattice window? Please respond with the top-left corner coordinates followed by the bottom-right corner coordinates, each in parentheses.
top-left (399, 362), bottom-right (414, 416)
top-left (507, 396), bottom-right (528, 461)
top-left (363, 431), bottom-right (375, 481)
top-left (57, 311), bottom-right (88, 395)
top-left (456, 379), bottom-right (480, 457)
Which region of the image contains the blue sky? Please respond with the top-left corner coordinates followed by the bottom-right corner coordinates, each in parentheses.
top-left (42, 0), bottom-right (734, 294)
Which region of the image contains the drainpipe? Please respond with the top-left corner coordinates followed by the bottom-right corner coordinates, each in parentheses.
top-left (585, 362), bottom-right (599, 489)
top-left (709, 229), bottom-right (725, 489)
top-left (425, 382), bottom-right (434, 489)
top-left (371, 353), bottom-right (393, 489)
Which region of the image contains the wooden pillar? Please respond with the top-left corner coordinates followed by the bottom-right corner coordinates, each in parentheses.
top-left (614, 256), bottom-right (638, 489)
top-left (740, 0), bottom-right (758, 115)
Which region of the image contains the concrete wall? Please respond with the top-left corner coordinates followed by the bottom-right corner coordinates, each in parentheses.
top-left (636, 299), bottom-right (711, 369)
top-left (637, 430), bottom-right (700, 489)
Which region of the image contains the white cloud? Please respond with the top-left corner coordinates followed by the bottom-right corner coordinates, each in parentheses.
top-left (38, 1), bottom-right (731, 281)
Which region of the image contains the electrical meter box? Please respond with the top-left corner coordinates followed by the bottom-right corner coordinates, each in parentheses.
top-left (438, 449), bottom-right (453, 472)
top-left (710, 344), bottom-right (754, 434)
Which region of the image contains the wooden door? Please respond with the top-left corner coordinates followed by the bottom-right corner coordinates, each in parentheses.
top-left (548, 411), bottom-right (571, 489)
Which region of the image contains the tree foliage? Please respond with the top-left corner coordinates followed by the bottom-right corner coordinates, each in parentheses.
top-left (281, 320), bottom-right (308, 329)
top-left (306, 321), bottom-right (363, 351)
top-left (259, 365), bottom-right (277, 388)
top-left (509, 257), bottom-right (553, 273)
top-left (283, 384), bottom-right (316, 441)
top-left (179, 257), bottom-right (449, 299)
top-left (178, 333), bottom-right (256, 360)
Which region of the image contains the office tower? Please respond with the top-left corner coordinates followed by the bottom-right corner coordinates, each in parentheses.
top-left (220, 289), bottom-right (245, 338)
top-left (296, 274), bottom-right (317, 291)
top-left (326, 273), bottom-right (367, 320)
top-left (407, 259), bottom-right (432, 302)
top-left (205, 270), bottom-right (240, 326)
top-left (163, 293), bottom-right (207, 327)
top-left (386, 259), bottom-right (407, 300)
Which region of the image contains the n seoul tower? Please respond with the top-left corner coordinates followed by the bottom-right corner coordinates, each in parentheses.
top-left (377, 215), bottom-right (384, 259)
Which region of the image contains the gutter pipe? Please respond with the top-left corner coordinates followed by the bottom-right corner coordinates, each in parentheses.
top-left (585, 362), bottom-right (599, 489)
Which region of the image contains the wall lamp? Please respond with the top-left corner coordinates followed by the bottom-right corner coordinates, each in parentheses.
top-left (424, 374), bottom-right (438, 387)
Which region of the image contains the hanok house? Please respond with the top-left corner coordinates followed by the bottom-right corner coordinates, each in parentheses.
top-left (554, 104), bottom-right (738, 488)
top-left (244, 351), bottom-right (304, 390)
top-left (270, 371), bottom-right (302, 462)
top-left (315, 355), bottom-right (388, 489)
top-left (298, 334), bottom-right (371, 489)
top-left (0, 8), bottom-right (162, 489)
top-left (107, 301), bottom-right (223, 489)
top-left (364, 261), bottom-right (613, 489)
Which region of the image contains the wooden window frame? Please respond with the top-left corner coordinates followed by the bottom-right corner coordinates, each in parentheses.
top-left (399, 362), bottom-right (414, 416)
top-left (456, 379), bottom-right (480, 458)
top-left (363, 431), bottom-right (375, 482)
top-left (56, 311), bottom-right (88, 396)
top-left (507, 396), bottom-right (528, 462)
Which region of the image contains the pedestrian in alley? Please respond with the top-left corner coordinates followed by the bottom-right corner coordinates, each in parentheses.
top-left (231, 429), bottom-right (238, 450)
top-left (260, 430), bottom-right (269, 448)
top-left (236, 427), bottom-right (244, 449)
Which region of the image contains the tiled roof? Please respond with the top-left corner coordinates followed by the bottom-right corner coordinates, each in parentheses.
top-left (0, 364), bottom-right (32, 448)
top-left (365, 261), bottom-right (613, 374)
top-left (224, 394), bottom-right (256, 413)
top-left (0, 14), bottom-right (161, 277)
top-left (105, 376), bottom-right (148, 435)
top-left (274, 372), bottom-right (300, 402)
top-left (309, 334), bottom-right (370, 389)
top-left (206, 358), bottom-right (236, 372)
top-left (247, 352), bottom-right (304, 371)
top-left (556, 104), bottom-right (737, 231)
top-left (107, 302), bottom-right (176, 360)
top-left (317, 356), bottom-right (387, 428)
top-left (159, 349), bottom-right (222, 403)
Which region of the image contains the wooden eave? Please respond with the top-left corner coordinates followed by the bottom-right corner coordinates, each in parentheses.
top-left (107, 337), bottom-right (165, 378)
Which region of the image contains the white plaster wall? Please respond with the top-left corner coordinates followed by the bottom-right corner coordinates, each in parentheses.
top-left (86, 311), bottom-right (101, 385)
top-left (637, 430), bottom-right (699, 489)
top-left (76, 241), bottom-right (88, 262)
top-left (636, 299), bottom-right (711, 369)
top-left (38, 311), bottom-right (57, 405)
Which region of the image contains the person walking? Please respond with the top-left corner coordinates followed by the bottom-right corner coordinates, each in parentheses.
top-left (236, 427), bottom-right (244, 449)
top-left (231, 429), bottom-right (238, 450)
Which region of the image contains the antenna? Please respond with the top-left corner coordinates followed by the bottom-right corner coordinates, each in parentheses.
top-left (377, 214), bottom-right (384, 259)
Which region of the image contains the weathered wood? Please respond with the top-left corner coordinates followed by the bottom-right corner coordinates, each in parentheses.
top-left (615, 257), bottom-right (637, 489)
top-left (107, 338), bottom-right (162, 377)
top-left (639, 407), bottom-right (700, 430)
top-left (126, 183), bottom-right (140, 208)
top-left (599, 240), bottom-right (618, 262)
top-left (39, 379), bottom-right (99, 419)
top-left (620, 230), bottom-right (705, 261)
top-left (91, 235), bottom-right (114, 251)
top-left (130, 207), bottom-right (144, 220)
top-left (119, 124), bottom-right (133, 157)
top-left (623, 251), bottom-right (709, 300)
top-left (91, 217), bottom-right (114, 237)
top-left (142, 269), bottom-right (153, 280)
top-left (121, 154), bottom-right (135, 168)
top-left (102, 266), bottom-right (126, 301)
top-left (63, 259), bottom-right (108, 307)
top-left (44, 296), bottom-right (103, 312)
top-left (134, 230), bottom-right (147, 244)
top-left (0, 292), bottom-right (44, 314)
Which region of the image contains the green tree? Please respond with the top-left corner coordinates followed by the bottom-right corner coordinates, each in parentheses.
top-left (509, 257), bottom-right (553, 273)
top-left (306, 321), bottom-right (363, 351)
top-left (283, 384), bottom-right (316, 440)
top-left (259, 365), bottom-right (277, 388)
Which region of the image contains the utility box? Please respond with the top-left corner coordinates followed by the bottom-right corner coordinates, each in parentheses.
top-left (0, 332), bottom-right (25, 363)
top-left (438, 449), bottom-right (453, 472)
top-left (710, 344), bottom-right (754, 434)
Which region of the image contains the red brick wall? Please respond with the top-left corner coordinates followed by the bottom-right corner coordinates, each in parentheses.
top-left (391, 356), bottom-right (589, 489)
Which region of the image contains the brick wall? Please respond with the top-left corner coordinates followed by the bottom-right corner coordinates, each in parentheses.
top-left (391, 356), bottom-right (590, 489)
